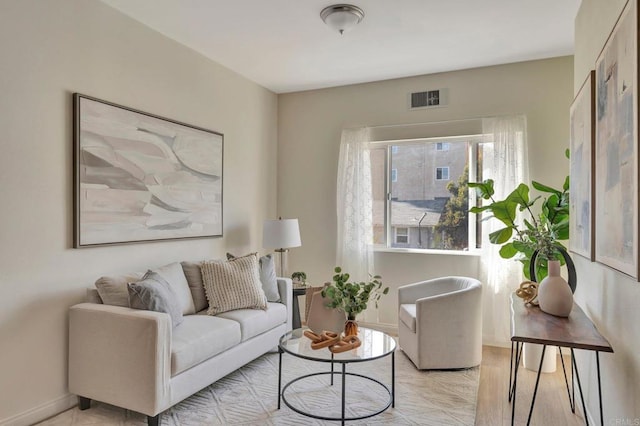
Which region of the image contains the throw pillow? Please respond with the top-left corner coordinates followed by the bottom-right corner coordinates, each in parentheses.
top-left (202, 253), bottom-right (267, 315)
top-left (128, 271), bottom-right (184, 327)
top-left (226, 252), bottom-right (280, 302)
top-left (181, 261), bottom-right (208, 313)
top-left (95, 272), bottom-right (144, 307)
top-left (151, 262), bottom-right (195, 315)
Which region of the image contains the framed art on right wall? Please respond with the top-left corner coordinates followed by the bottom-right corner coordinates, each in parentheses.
top-left (570, 70), bottom-right (596, 261)
top-left (594, 0), bottom-right (639, 278)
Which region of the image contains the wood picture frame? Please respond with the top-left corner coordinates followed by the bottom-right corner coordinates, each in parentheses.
top-left (594, 0), bottom-right (639, 278)
top-left (569, 70), bottom-right (596, 261)
top-left (73, 93), bottom-right (223, 247)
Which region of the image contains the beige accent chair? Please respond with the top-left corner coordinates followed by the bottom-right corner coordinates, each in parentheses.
top-left (398, 276), bottom-right (482, 370)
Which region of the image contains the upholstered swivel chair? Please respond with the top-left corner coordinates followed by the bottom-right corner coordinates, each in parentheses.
top-left (398, 276), bottom-right (482, 370)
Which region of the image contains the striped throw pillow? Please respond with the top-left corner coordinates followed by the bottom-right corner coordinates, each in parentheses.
top-left (201, 253), bottom-right (268, 315)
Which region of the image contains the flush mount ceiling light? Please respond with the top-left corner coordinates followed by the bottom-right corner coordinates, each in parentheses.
top-left (320, 4), bottom-right (365, 35)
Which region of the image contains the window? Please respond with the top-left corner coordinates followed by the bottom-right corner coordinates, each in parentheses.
top-left (370, 135), bottom-right (489, 251)
top-left (395, 227), bottom-right (409, 244)
top-left (436, 142), bottom-right (450, 151)
top-left (435, 167), bottom-right (450, 180)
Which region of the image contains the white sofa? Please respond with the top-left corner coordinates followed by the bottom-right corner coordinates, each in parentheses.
top-left (68, 273), bottom-right (292, 426)
top-left (398, 276), bottom-right (482, 370)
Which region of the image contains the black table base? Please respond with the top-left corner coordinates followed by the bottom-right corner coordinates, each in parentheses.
top-left (278, 349), bottom-right (395, 425)
top-left (508, 342), bottom-right (605, 426)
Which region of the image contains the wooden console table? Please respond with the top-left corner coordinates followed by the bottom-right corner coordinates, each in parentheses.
top-left (509, 294), bottom-right (613, 426)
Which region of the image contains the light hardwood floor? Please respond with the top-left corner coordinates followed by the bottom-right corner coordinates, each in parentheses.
top-left (476, 345), bottom-right (587, 426)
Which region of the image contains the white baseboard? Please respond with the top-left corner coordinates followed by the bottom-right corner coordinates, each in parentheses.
top-left (0, 393), bottom-right (76, 426)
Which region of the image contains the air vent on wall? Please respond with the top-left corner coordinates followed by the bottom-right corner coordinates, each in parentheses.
top-left (409, 88), bottom-right (449, 109)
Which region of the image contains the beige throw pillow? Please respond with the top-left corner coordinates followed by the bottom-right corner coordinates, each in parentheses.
top-left (95, 272), bottom-right (144, 307)
top-left (201, 254), bottom-right (267, 315)
top-left (181, 261), bottom-right (208, 313)
top-left (226, 252), bottom-right (280, 302)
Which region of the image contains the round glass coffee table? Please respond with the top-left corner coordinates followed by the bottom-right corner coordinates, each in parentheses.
top-left (278, 327), bottom-right (396, 425)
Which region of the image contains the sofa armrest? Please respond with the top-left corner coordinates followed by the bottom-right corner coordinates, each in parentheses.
top-left (398, 276), bottom-right (477, 305)
top-left (398, 280), bottom-right (441, 305)
top-left (277, 278), bottom-right (293, 331)
top-left (68, 303), bottom-right (171, 417)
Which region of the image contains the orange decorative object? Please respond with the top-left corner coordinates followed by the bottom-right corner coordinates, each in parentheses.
top-left (329, 335), bottom-right (361, 353)
top-left (344, 319), bottom-right (358, 336)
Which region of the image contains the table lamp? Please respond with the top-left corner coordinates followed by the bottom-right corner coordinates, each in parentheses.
top-left (263, 218), bottom-right (301, 278)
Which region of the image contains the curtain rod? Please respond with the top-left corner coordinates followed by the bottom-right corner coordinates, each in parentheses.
top-left (344, 113), bottom-right (525, 130)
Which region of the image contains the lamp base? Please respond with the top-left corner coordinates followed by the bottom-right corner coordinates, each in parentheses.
top-left (274, 248), bottom-right (289, 278)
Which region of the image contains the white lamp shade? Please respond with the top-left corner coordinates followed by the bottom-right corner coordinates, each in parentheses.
top-left (263, 219), bottom-right (301, 249)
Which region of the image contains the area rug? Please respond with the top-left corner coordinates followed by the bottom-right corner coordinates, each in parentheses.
top-left (39, 351), bottom-right (479, 425)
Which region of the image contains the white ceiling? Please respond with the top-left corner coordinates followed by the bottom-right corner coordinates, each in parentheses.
top-left (101, 0), bottom-right (581, 94)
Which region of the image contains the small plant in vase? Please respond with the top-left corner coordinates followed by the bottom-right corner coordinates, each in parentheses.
top-left (321, 267), bottom-right (389, 336)
top-left (291, 271), bottom-right (307, 286)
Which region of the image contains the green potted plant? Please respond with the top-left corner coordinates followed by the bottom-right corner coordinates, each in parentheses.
top-left (291, 271), bottom-right (307, 286)
top-left (321, 267), bottom-right (389, 335)
top-left (468, 150), bottom-right (572, 282)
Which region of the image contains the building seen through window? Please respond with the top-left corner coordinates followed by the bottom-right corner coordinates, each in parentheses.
top-left (371, 136), bottom-right (487, 251)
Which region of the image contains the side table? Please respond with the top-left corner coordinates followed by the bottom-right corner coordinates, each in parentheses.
top-left (509, 294), bottom-right (613, 426)
top-left (292, 286), bottom-right (306, 329)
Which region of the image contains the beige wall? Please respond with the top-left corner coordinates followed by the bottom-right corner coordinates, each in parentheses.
top-left (0, 1), bottom-right (277, 424)
top-left (278, 57), bottom-right (573, 326)
top-left (574, 0), bottom-right (640, 422)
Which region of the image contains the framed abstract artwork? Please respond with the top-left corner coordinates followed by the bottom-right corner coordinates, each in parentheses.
top-left (73, 93), bottom-right (223, 247)
top-left (594, 0), bottom-right (639, 278)
top-left (569, 70), bottom-right (595, 261)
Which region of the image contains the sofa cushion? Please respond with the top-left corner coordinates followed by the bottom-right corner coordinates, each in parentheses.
top-left (217, 302), bottom-right (287, 341)
top-left (227, 253), bottom-right (280, 302)
top-left (181, 261), bottom-right (208, 313)
top-left (201, 254), bottom-right (268, 315)
top-left (128, 271), bottom-right (184, 327)
top-left (171, 315), bottom-right (241, 376)
top-left (399, 304), bottom-right (417, 332)
top-left (95, 272), bottom-right (144, 307)
top-left (151, 262), bottom-right (195, 315)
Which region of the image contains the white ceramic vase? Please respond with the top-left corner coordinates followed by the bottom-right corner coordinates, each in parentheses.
top-left (537, 260), bottom-right (573, 317)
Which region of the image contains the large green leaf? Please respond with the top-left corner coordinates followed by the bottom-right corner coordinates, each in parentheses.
top-left (499, 242), bottom-right (518, 259)
top-left (468, 179), bottom-right (495, 199)
top-left (532, 180), bottom-right (561, 196)
top-left (489, 200), bottom-right (518, 227)
top-left (489, 227), bottom-right (514, 244)
top-left (544, 194), bottom-right (560, 222)
top-left (505, 183), bottom-right (530, 208)
top-left (563, 176), bottom-right (570, 191)
top-left (552, 218), bottom-right (570, 240)
top-left (469, 205), bottom-right (492, 214)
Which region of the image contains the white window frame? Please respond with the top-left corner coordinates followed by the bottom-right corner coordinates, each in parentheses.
top-left (369, 134), bottom-right (486, 254)
top-left (394, 227), bottom-right (409, 244)
top-left (435, 166), bottom-right (450, 181)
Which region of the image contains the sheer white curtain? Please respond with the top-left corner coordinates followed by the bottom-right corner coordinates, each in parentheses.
top-left (480, 115), bottom-right (529, 346)
top-left (336, 127), bottom-right (375, 320)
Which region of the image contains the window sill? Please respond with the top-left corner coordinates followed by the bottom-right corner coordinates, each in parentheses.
top-left (372, 247), bottom-right (482, 257)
